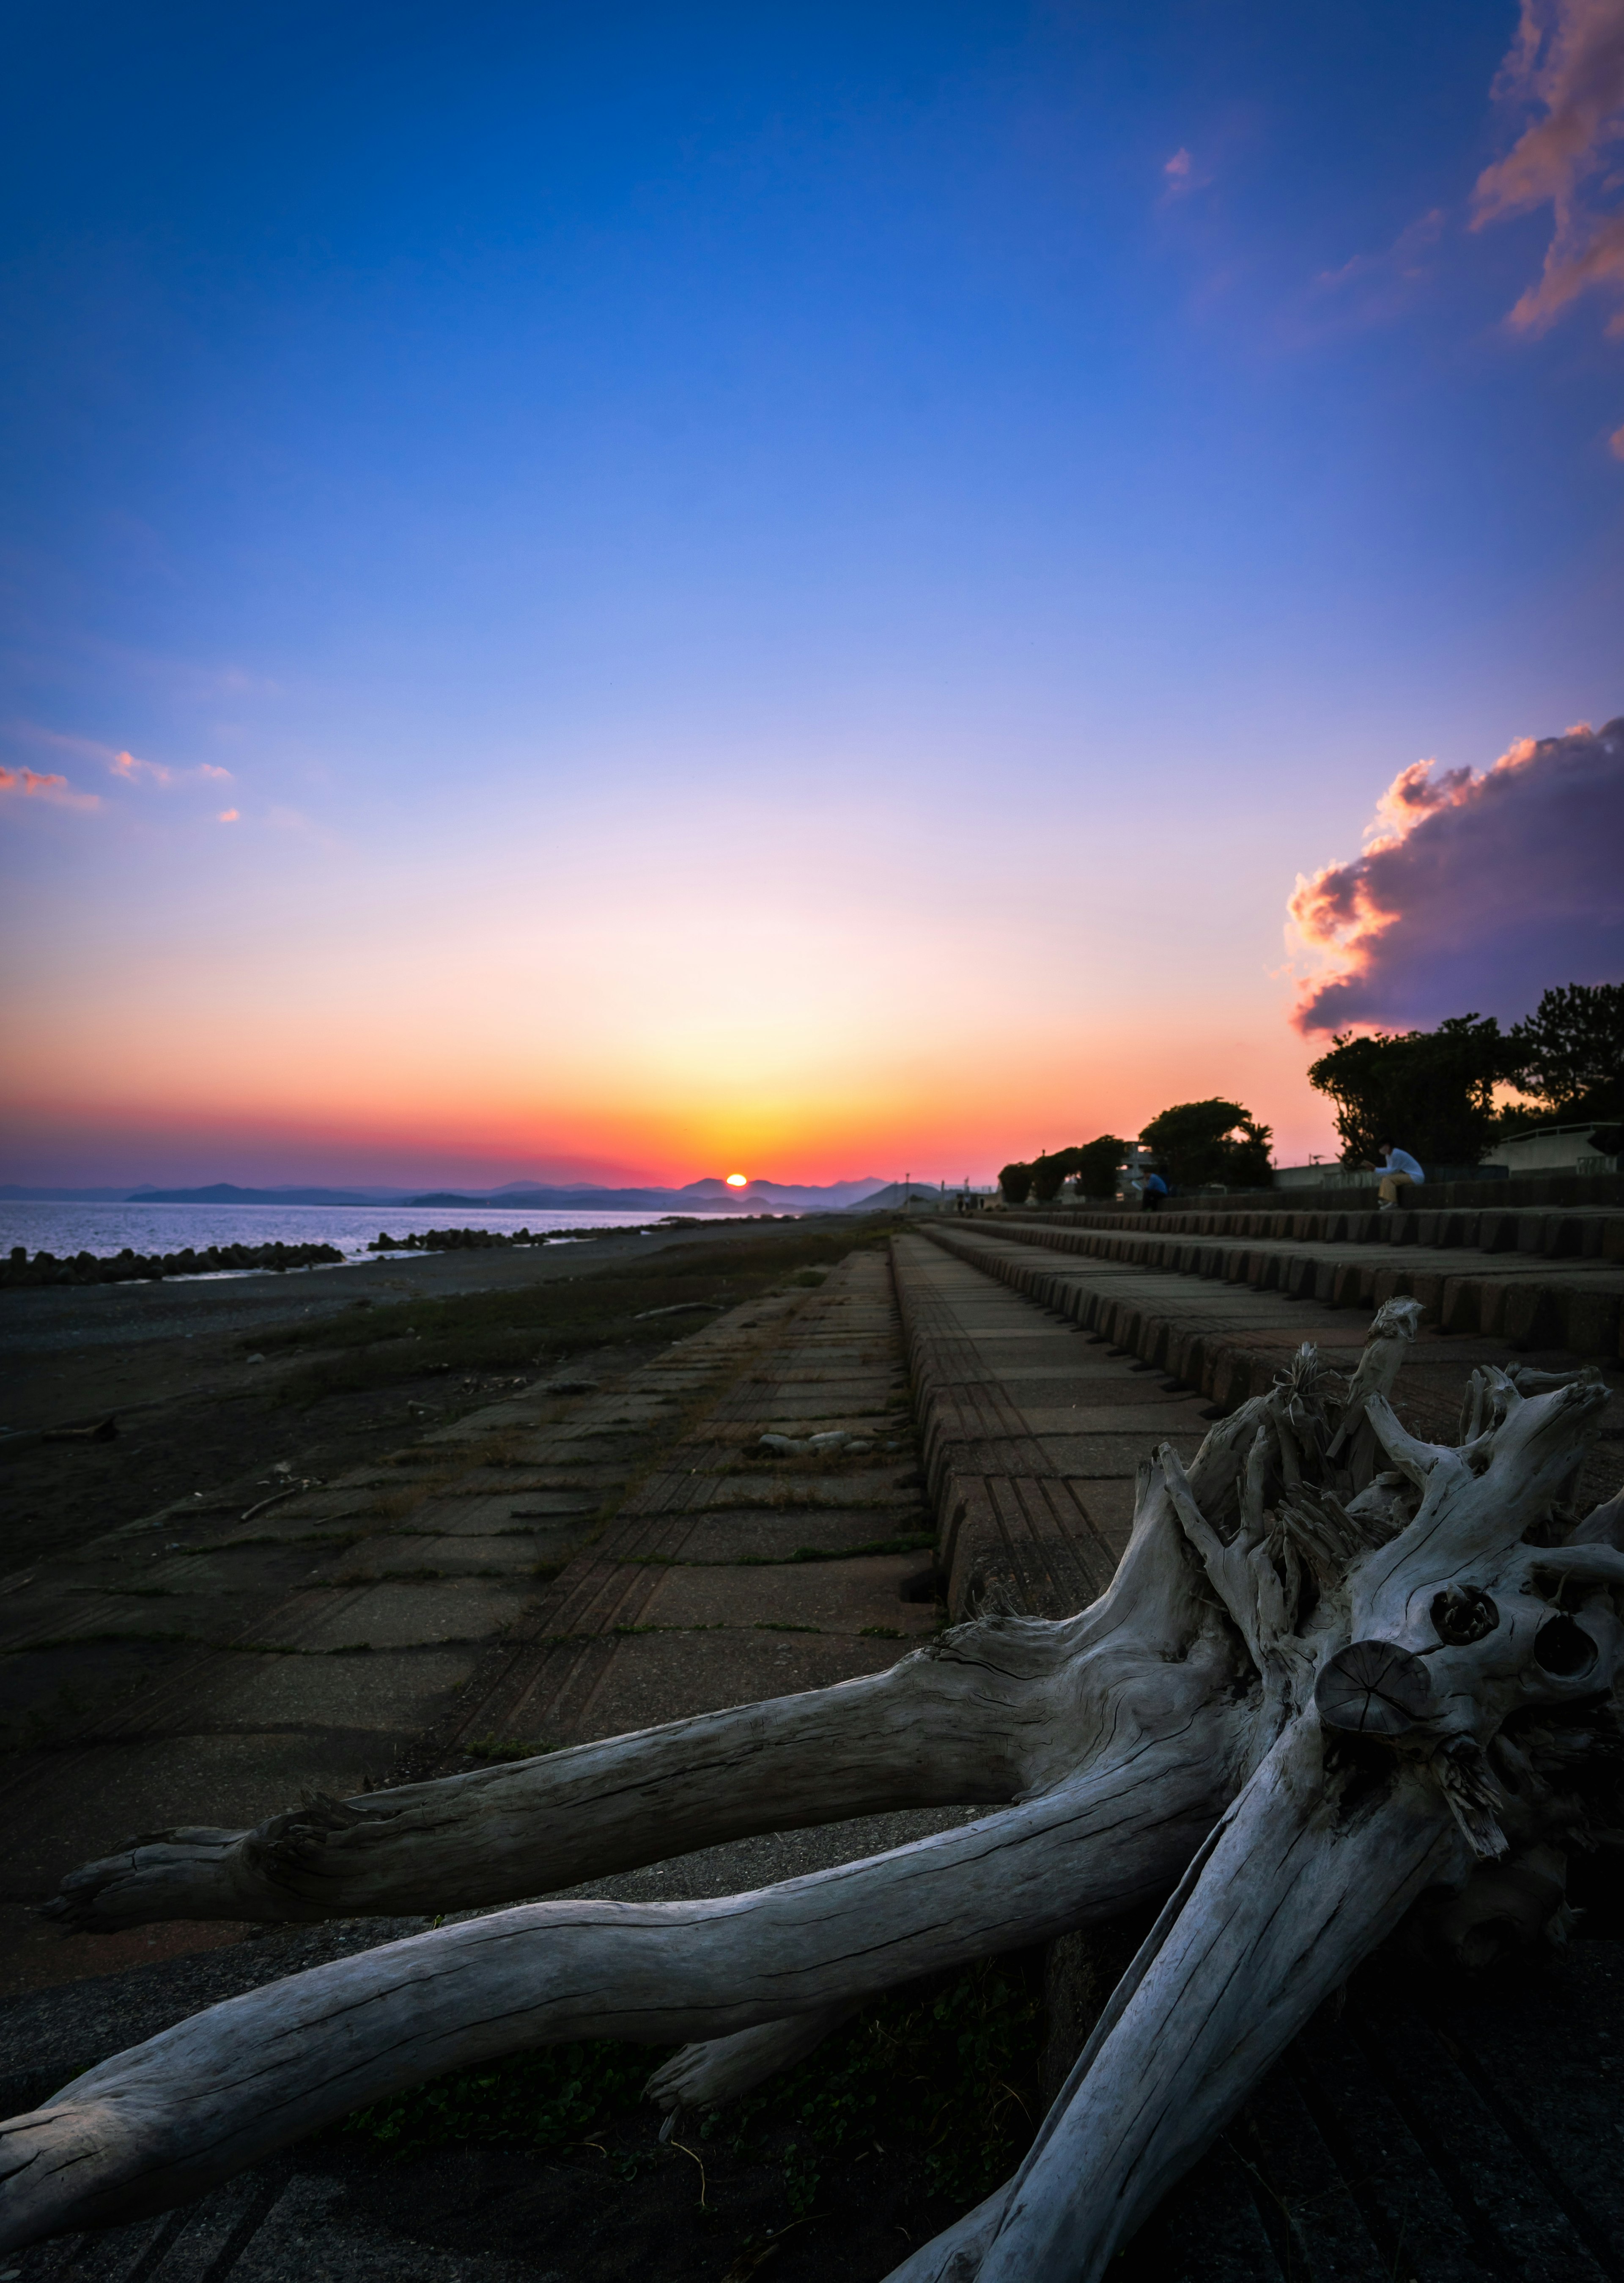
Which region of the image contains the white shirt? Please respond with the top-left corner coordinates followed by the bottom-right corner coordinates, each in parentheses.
top-left (1381, 1148), bottom-right (1424, 1183)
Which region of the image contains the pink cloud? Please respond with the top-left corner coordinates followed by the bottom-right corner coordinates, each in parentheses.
top-left (109, 748), bottom-right (174, 787)
top-left (0, 764), bottom-right (99, 812)
top-left (106, 746), bottom-right (235, 791)
top-left (1312, 209), bottom-right (1447, 322)
top-left (1472, 0), bottom-right (1624, 335)
top-left (1159, 146), bottom-right (1211, 205)
top-left (217, 808), bottom-right (240, 823)
top-left (1287, 717), bottom-right (1624, 1033)
top-left (14, 725), bottom-right (234, 793)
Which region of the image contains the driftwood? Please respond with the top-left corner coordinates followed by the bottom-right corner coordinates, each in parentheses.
top-left (4, 1301), bottom-right (1621, 2277)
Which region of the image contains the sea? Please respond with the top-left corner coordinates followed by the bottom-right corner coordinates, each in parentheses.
top-left (1, 1201), bottom-right (759, 1274)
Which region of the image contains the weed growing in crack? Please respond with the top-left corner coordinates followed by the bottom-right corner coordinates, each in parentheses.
top-left (340, 1957), bottom-right (1041, 2220)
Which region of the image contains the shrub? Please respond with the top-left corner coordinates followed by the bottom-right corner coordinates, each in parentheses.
top-left (1139, 1099), bottom-right (1273, 1190)
top-left (1029, 1152), bottom-right (1070, 1202)
top-left (1503, 984), bottom-right (1624, 1125)
top-left (1070, 1135), bottom-right (1127, 1199)
top-left (1306, 1017), bottom-right (1507, 1167)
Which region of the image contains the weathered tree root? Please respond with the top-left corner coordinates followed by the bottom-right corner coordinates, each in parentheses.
top-left (7, 1306), bottom-right (1621, 2280)
top-left (43, 1646), bottom-right (1038, 1932)
top-left (0, 1752), bottom-right (1223, 2250)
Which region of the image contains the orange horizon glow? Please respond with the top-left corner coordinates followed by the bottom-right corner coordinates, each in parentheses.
top-left (1, 785), bottom-right (1349, 1188)
top-left (0, 1015), bottom-right (1344, 1189)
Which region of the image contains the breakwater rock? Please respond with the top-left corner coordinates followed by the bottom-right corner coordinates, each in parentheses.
top-left (367, 1226), bottom-right (549, 1253)
top-left (1, 1240), bottom-right (346, 1289)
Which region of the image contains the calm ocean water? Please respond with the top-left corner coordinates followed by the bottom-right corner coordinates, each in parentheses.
top-left (0, 1201), bottom-right (757, 1270)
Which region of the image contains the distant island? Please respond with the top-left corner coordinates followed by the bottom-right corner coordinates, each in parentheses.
top-left (0, 1175), bottom-right (890, 1211)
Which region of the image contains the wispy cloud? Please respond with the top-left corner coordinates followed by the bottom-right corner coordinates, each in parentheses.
top-left (1311, 209), bottom-right (1447, 323)
top-left (0, 764), bottom-right (100, 812)
top-left (1472, 0), bottom-right (1624, 336)
top-left (108, 748), bottom-right (173, 787)
top-left (1159, 146), bottom-right (1213, 206)
top-left (13, 724), bottom-right (234, 795)
top-left (108, 746), bottom-right (233, 790)
top-left (3, 723), bottom-right (243, 825)
top-left (1287, 717), bottom-right (1624, 1033)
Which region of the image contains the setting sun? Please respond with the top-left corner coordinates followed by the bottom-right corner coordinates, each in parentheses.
top-left (725, 1172), bottom-right (747, 1187)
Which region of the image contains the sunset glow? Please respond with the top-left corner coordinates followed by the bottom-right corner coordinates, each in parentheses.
top-left (3, 4), bottom-right (1620, 1194)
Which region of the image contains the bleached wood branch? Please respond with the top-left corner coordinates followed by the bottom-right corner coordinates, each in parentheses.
top-left (45, 1638), bottom-right (1052, 1932)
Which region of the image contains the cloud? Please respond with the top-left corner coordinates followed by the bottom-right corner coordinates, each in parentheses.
top-left (217, 808), bottom-right (240, 823)
top-left (1309, 208), bottom-right (1448, 327)
top-left (107, 746), bottom-right (234, 791)
top-left (1472, 0), bottom-right (1624, 335)
top-left (1159, 147), bottom-right (1212, 205)
top-left (1287, 717), bottom-right (1624, 1033)
top-left (4, 724), bottom-right (240, 822)
top-left (0, 764), bottom-right (99, 812)
top-left (12, 726), bottom-right (235, 794)
top-left (109, 748), bottom-right (173, 787)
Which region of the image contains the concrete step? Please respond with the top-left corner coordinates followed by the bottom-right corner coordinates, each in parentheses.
top-left (999, 1160), bottom-right (1624, 1223)
top-left (1004, 1190), bottom-right (1624, 1265)
top-left (974, 1208), bottom-right (1624, 1360)
top-left (899, 1225), bottom-right (1622, 1616)
top-left (891, 1230), bottom-right (1210, 1616)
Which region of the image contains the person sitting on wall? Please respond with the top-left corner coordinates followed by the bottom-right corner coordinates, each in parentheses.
top-left (1374, 1140), bottom-right (1424, 1209)
top-left (1142, 1168), bottom-right (1169, 1212)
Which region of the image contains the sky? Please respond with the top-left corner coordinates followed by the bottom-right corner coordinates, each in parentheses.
top-left (3, 0), bottom-right (1622, 1189)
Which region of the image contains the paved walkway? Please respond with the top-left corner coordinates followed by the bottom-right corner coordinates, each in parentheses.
top-left (891, 1230), bottom-right (1215, 1616)
top-left (425, 1246), bottom-right (934, 1762)
top-left (918, 1219), bottom-right (1623, 1546)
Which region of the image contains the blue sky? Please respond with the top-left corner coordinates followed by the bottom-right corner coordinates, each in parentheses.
top-left (3, 2), bottom-right (1621, 1185)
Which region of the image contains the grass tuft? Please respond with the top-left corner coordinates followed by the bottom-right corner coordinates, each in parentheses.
top-left (341, 1955), bottom-right (1040, 2217)
top-left (254, 1226), bottom-right (898, 1411)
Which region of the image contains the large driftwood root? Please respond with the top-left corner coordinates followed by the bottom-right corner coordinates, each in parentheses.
top-left (896, 1352), bottom-right (1624, 2283)
top-left (0, 1755), bottom-right (1224, 2251)
top-left (7, 1305), bottom-right (1621, 2279)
